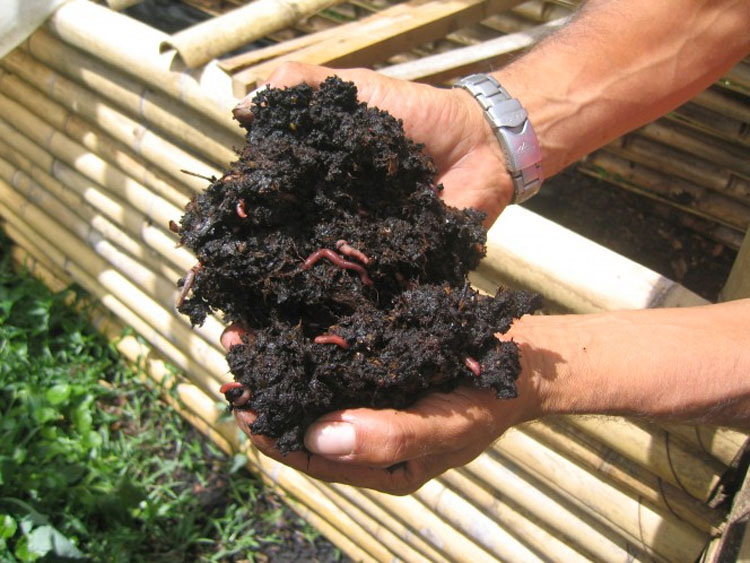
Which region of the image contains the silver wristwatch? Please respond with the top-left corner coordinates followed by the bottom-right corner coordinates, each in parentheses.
top-left (454, 73), bottom-right (543, 204)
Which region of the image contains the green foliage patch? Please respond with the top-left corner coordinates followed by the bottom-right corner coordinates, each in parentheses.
top-left (0, 233), bottom-right (337, 562)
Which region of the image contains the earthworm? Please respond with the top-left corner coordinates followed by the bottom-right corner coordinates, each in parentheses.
top-left (302, 248), bottom-right (373, 286)
top-left (463, 356), bottom-right (481, 377)
top-left (335, 240), bottom-right (370, 265)
top-left (219, 381), bottom-right (251, 407)
top-left (176, 263), bottom-right (202, 308)
top-left (314, 334), bottom-right (350, 350)
top-left (236, 198), bottom-right (248, 218)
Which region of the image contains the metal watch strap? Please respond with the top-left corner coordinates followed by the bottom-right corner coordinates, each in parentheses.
top-left (454, 73), bottom-right (542, 204)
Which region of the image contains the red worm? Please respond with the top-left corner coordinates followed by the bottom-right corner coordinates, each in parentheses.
top-left (176, 263), bottom-right (202, 308)
top-left (302, 248), bottom-right (373, 286)
top-left (314, 334), bottom-right (350, 350)
top-left (236, 199), bottom-right (248, 218)
top-left (335, 240), bottom-right (371, 265)
top-left (463, 356), bottom-right (481, 377)
top-left (219, 381), bottom-right (252, 408)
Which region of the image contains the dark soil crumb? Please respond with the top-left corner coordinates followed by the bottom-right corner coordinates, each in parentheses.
top-left (177, 77), bottom-right (540, 453)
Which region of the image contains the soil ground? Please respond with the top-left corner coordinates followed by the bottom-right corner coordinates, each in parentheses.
top-left (525, 168), bottom-right (736, 302)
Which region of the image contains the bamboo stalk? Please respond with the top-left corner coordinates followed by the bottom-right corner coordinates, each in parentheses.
top-left (608, 134), bottom-right (750, 204)
top-left (0, 92), bottom-right (183, 233)
top-left (524, 419), bottom-right (725, 535)
top-left (438, 469), bottom-right (590, 562)
top-left (0, 49), bottom-right (221, 192)
top-left (414, 478), bottom-right (545, 562)
top-left (691, 86), bottom-right (750, 123)
top-left (0, 118), bottom-right (195, 274)
top-left (577, 163), bottom-right (746, 250)
top-left (0, 156), bottom-right (228, 371)
top-left (586, 150), bottom-right (750, 231)
top-left (327, 483), bottom-right (448, 562)
top-left (0, 213), bottom-right (223, 404)
top-left (565, 417), bottom-right (726, 504)
top-left (43, 1), bottom-right (240, 134)
top-left (0, 183), bottom-right (229, 393)
top-left (661, 424), bottom-right (749, 468)
top-left (231, 0), bottom-right (526, 95)
top-left (0, 68), bottom-right (195, 208)
top-left (20, 32), bottom-right (240, 168)
top-left (477, 205), bottom-right (708, 314)
top-left (0, 137), bottom-right (186, 283)
top-left (461, 454), bottom-right (642, 562)
top-left (669, 102), bottom-right (750, 147)
top-left (356, 488), bottom-right (501, 563)
top-left (161, 0), bottom-right (339, 69)
top-left (105, 0), bottom-right (143, 9)
top-left (494, 428), bottom-right (710, 562)
top-left (379, 17), bottom-right (568, 84)
top-left (307, 480), bottom-right (430, 563)
top-left (638, 120), bottom-right (750, 179)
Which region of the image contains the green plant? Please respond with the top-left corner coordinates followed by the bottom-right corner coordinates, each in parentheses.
top-left (0, 234), bottom-right (344, 562)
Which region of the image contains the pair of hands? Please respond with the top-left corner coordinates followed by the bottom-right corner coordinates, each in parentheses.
top-left (225, 62), bottom-right (535, 495)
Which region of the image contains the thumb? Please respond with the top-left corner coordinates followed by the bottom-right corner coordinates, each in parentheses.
top-left (303, 388), bottom-right (501, 467)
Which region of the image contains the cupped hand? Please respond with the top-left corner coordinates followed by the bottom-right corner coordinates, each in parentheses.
top-left (233, 62), bottom-right (513, 225)
top-left (221, 327), bottom-right (538, 495)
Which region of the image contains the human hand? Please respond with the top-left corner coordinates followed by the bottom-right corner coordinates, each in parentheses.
top-left (221, 327), bottom-right (539, 495)
top-left (233, 62), bottom-right (513, 225)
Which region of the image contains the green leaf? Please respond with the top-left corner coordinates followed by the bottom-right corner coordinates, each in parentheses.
top-left (45, 383), bottom-right (71, 406)
top-left (27, 525), bottom-right (84, 559)
top-left (13, 535), bottom-right (38, 562)
top-left (0, 514), bottom-right (17, 539)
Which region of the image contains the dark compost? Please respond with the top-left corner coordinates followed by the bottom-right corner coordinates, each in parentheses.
top-left (176, 77), bottom-right (541, 453)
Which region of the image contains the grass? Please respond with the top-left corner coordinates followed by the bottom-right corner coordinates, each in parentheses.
top-left (0, 232), bottom-right (343, 562)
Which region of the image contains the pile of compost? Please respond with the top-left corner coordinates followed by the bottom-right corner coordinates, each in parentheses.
top-left (176, 77), bottom-right (541, 453)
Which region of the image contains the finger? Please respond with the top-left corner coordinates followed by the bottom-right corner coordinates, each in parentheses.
top-left (304, 387), bottom-right (502, 468)
top-left (220, 324), bottom-right (246, 350)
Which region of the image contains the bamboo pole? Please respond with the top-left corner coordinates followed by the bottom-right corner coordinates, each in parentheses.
top-left (461, 454), bottom-right (642, 562)
top-left (0, 156), bottom-right (228, 372)
top-left (0, 137), bottom-right (185, 283)
top-left (160, 0), bottom-right (339, 69)
top-left (607, 134), bottom-right (750, 204)
top-left (21, 32), bottom-right (240, 168)
top-left (413, 478), bottom-right (544, 562)
top-left (327, 483), bottom-right (448, 562)
top-left (0, 92), bottom-right (183, 233)
top-left (231, 0), bottom-right (526, 95)
top-left (438, 469), bottom-right (590, 562)
top-left (586, 150), bottom-right (749, 231)
top-left (669, 102), bottom-right (750, 147)
top-left (0, 213), bottom-right (223, 404)
top-left (661, 424), bottom-right (749, 468)
top-left (0, 49), bottom-right (221, 193)
top-left (379, 17), bottom-right (568, 84)
top-left (0, 68), bottom-right (195, 208)
top-left (0, 183), bottom-right (229, 394)
top-left (476, 205), bottom-right (708, 314)
top-left (494, 428), bottom-right (710, 562)
top-left (524, 419), bottom-right (725, 535)
top-left (356, 488), bottom-right (501, 563)
top-left (0, 119), bottom-right (195, 274)
top-left (105, 0), bottom-right (143, 9)
top-left (638, 120), bottom-right (750, 179)
top-left (691, 86), bottom-right (750, 123)
top-left (307, 480), bottom-right (430, 563)
top-left (565, 417), bottom-right (725, 504)
top-left (42, 1), bottom-right (239, 135)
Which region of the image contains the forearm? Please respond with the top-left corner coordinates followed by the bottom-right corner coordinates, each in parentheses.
top-left (491, 0), bottom-right (750, 177)
top-left (509, 299), bottom-right (750, 427)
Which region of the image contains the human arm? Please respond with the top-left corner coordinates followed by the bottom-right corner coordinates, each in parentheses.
top-left (225, 299), bottom-right (750, 494)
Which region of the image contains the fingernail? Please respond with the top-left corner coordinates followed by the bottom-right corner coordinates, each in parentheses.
top-left (305, 422), bottom-right (355, 456)
top-left (233, 83), bottom-right (269, 110)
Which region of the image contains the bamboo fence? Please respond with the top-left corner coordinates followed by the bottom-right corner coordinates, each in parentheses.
top-left (1, 0), bottom-right (748, 561)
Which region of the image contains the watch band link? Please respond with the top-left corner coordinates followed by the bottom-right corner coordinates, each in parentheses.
top-left (454, 74), bottom-right (543, 204)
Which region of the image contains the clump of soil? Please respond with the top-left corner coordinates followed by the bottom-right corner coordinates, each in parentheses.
top-left (177, 77), bottom-right (540, 453)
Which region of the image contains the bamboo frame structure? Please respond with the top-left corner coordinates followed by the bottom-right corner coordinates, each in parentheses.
top-left (160, 0), bottom-right (340, 69)
top-left (1, 1), bottom-right (748, 560)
